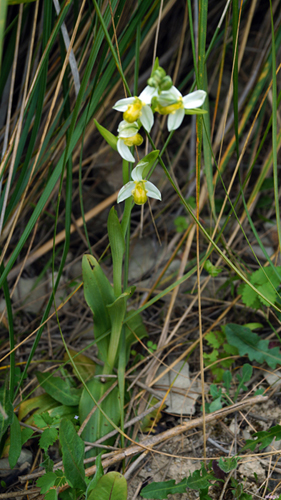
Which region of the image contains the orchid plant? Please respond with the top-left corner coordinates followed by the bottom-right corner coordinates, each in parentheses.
top-left (81, 60), bottom-right (207, 457)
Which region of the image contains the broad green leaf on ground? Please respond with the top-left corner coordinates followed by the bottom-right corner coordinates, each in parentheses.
top-left (225, 324), bottom-right (281, 369)
top-left (86, 453), bottom-right (104, 498)
top-left (185, 466), bottom-right (215, 490)
top-left (21, 426), bottom-right (34, 445)
top-left (36, 372), bottom-right (81, 406)
top-left (60, 418), bottom-right (86, 491)
top-left (18, 393), bottom-right (58, 421)
top-left (242, 425), bottom-right (281, 451)
top-left (37, 472), bottom-right (57, 494)
top-left (87, 471), bottom-right (127, 500)
top-left (34, 412), bottom-right (53, 428)
top-left (44, 490), bottom-right (57, 500)
top-left (140, 479), bottom-right (188, 499)
top-left (9, 414), bottom-right (22, 469)
top-left (240, 266), bottom-right (281, 308)
top-left (218, 457), bottom-right (238, 473)
top-left (39, 427), bottom-right (59, 452)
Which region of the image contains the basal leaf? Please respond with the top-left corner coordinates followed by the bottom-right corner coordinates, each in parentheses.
top-left (140, 479), bottom-right (187, 499)
top-left (39, 427), bottom-right (58, 452)
top-left (18, 393), bottom-right (58, 422)
top-left (87, 471), bottom-right (127, 500)
top-left (0, 384), bottom-right (13, 440)
top-left (60, 418), bottom-right (86, 491)
top-left (9, 414), bottom-right (22, 469)
top-left (82, 254), bottom-right (115, 363)
top-left (36, 372), bottom-right (81, 406)
top-left (37, 472), bottom-right (57, 494)
top-left (225, 324), bottom-right (281, 369)
top-left (242, 425), bottom-right (281, 451)
top-left (185, 466), bottom-right (214, 490)
top-left (79, 377), bottom-right (120, 458)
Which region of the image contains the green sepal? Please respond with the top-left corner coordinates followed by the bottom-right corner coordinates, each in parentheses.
top-left (185, 108), bottom-right (208, 115)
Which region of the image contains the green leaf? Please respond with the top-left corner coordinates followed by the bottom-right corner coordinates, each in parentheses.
top-left (87, 471), bottom-right (127, 500)
top-left (9, 414), bottom-right (22, 469)
top-left (107, 293), bottom-right (128, 370)
top-left (204, 260), bottom-right (222, 277)
top-left (137, 150), bottom-right (159, 179)
top-left (39, 427), bottom-right (58, 452)
top-left (242, 424), bottom-right (281, 451)
top-left (82, 254), bottom-right (116, 364)
top-left (240, 266), bottom-right (281, 308)
top-left (107, 207), bottom-right (125, 297)
top-left (200, 488), bottom-right (212, 500)
top-left (186, 466), bottom-right (214, 490)
top-left (94, 119), bottom-right (117, 151)
top-left (60, 418), bottom-right (86, 491)
top-left (218, 457), bottom-right (238, 473)
top-left (36, 372), bottom-right (81, 406)
top-left (0, 384), bottom-right (13, 440)
top-left (125, 310), bottom-right (147, 363)
top-left (34, 412), bottom-right (53, 427)
top-left (44, 490), bottom-right (58, 500)
top-left (37, 472), bottom-right (57, 494)
top-left (18, 393), bottom-right (58, 422)
top-left (225, 323), bottom-right (281, 369)
top-left (86, 454), bottom-right (104, 498)
top-left (21, 427), bottom-right (34, 445)
top-left (79, 377), bottom-right (121, 458)
top-left (140, 479), bottom-right (187, 499)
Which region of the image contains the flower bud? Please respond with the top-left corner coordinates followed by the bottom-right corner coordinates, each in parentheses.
top-left (159, 76), bottom-right (173, 91)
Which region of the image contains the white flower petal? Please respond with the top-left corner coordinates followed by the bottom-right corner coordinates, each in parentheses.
top-left (146, 181), bottom-right (162, 201)
top-left (113, 97), bottom-right (135, 111)
top-left (139, 86), bottom-right (158, 104)
top-left (167, 108), bottom-right (185, 131)
top-left (117, 120), bottom-right (139, 137)
top-left (117, 139), bottom-right (135, 162)
top-left (117, 181), bottom-right (135, 203)
top-left (140, 105), bottom-right (154, 132)
top-left (158, 85), bottom-right (182, 106)
top-left (131, 163), bottom-right (147, 182)
top-left (182, 90), bottom-right (206, 109)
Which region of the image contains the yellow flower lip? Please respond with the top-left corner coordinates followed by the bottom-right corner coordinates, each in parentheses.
top-left (123, 133), bottom-right (143, 147)
top-left (132, 180), bottom-right (148, 205)
top-left (123, 98), bottom-right (143, 123)
top-left (155, 98), bottom-right (183, 115)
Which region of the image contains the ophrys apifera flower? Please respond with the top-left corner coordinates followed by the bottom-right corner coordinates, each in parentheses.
top-left (117, 161), bottom-right (161, 206)
top-left (153, 86), bottom-right (207, 132)
top-left (113, 86), bottom-right (157, 132)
